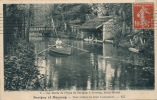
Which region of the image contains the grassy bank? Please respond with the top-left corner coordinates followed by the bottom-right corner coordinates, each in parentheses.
top-left (114, 30), bottom-right (154, 55)
top-left (4, 39), bottom-right (39, 91)
top-left (113, 30), bottom-right (154, 79)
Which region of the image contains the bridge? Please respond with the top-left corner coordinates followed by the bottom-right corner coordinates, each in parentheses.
top-left (30, 26), bottom-right (54, 36)
top-left (30, 26), bottom-right (53, 32)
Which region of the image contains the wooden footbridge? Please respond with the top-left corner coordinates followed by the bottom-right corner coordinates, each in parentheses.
top-left (30, 26), bottom-right (52, 32)
top-left (30, 26), bottom-right (54, 36)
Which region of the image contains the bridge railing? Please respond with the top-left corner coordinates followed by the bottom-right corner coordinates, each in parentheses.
top-left (30, 27), bottom-right (53, 32)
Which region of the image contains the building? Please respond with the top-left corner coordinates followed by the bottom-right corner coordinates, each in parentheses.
top-left (68, 19), bottom-right (82, 38)
top-left (79, 16), bottom-right (122, 41)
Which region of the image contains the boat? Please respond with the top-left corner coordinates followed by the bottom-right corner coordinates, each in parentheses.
top-left (104, 40), bottom-right (114, 44)
top-left (84, 38), bottom-right (93, 41)
top-left (128, 47), bottom-right (139, 53)
top-left (93, 39), bottom-right (103, 43)
top-left (49, 45), bottom-right (71, 55)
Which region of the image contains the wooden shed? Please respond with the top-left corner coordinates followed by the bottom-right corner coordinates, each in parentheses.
top-left (79, 16), bottom-right (122, 41)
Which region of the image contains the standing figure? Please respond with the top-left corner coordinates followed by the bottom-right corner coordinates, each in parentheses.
top-left (55, 38), bottom-right (62, 48)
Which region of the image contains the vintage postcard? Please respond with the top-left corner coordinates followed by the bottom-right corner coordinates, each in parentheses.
top-left (0, 0), bottom-right (157, 100)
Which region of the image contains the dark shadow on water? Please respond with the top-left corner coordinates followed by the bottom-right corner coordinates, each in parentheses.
top-left (49, 51), bottom-right (72, 57)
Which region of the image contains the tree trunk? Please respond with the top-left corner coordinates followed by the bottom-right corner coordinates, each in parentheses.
top-left (23, 15), bottom-right (26, 39)
top-left (19, 18), bottom-right (22, 38)
top-left (51, 18), bottom-right (58, 36)
top-left (26, 5), bottom-right (33, 42)
top-left (122, 11), bottom-right (126, 35)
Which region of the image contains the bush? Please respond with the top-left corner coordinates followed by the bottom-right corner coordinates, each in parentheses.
top-left (4, 39), bottom-right (39, 90)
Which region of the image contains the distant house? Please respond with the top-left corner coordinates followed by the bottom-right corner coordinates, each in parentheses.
top-left (79, 16), bottom-right (122, 41)
top-left (69, 19), bottom-right (81, 33)
top-left (68, 14), bottom-right (96, 36)
top-left (67, 19), bottom-right (82, 38)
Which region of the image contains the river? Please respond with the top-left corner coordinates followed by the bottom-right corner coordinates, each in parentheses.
top-left (30, 37), bottom-right (154, 90)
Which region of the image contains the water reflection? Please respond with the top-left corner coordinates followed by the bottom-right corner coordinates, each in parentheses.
top-left (30, 37), bottom-right (154, 90)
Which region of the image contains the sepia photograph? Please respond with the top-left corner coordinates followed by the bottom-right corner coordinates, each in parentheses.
top-left (3, 3), bottom-right (154, 92)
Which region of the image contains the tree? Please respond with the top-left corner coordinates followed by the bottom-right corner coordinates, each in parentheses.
top-left (50, 4), bottom-right (91, 34)
top-left (90, 3), bottom-right (132, 35)
top-left (26, 4), bottom-right (34, 42)
top-left (4, 4), bottom-right (35, 55)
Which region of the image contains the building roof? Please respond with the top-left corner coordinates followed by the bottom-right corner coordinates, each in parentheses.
top-left (79, 16), bottom-right (112, 30)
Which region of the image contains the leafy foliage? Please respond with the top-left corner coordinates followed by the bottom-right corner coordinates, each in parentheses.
top-left (4, 39), bottom-right (39, 90)
top-left (4, 5), bottom-right (39, 90)
top-left (4, 4), bottom-right (32, 54)
top-left (51, 4), bottom-right (91, 22)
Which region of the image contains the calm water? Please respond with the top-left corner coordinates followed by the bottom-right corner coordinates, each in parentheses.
top-left (30, 37), bottom-right (154, 90)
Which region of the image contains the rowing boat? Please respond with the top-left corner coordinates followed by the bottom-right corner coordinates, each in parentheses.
top-left (84, 38), bottom-right (93, 41)
top-left (128, 47), bottom-right (139, 53)
top-left (49, 45), bottom-right (71, 55)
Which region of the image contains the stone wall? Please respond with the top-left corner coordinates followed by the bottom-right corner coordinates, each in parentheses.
top-left (103, 19), bottom-right (122, 40)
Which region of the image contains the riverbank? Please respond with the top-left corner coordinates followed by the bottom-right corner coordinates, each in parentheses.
top-left (4, 39), bottom-right (39, 90)
top-left (117, 34), bottom-right (154, 56)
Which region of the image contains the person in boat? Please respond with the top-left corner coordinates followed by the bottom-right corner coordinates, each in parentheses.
top-left (55, 38), bottom-right (63, 48)
top-left (89, 36), bottom-right (93, 40)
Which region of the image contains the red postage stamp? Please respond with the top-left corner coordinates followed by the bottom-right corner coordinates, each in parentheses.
top-left (133, 3), bottom-right (154, 29)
